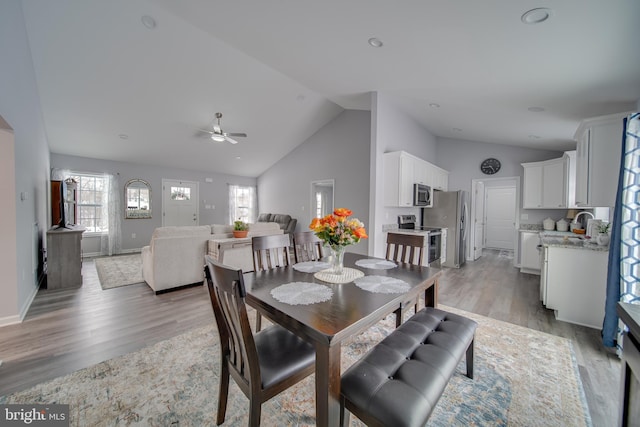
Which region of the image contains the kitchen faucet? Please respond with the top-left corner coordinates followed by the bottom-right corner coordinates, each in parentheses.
top-left (572, 211), bottom-right (594, 226)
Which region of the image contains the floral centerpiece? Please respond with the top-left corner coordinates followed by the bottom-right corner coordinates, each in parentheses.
top-left (309, 208), bottom-right (368, 274)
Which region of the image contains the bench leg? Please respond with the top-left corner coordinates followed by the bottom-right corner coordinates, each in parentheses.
top-left (340, 396), bottom-right (350, 427)
top-left (466, 337), bottom-right (475, 379)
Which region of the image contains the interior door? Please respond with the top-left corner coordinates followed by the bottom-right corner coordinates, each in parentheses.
top-left (473, 181), bottom-right (485, 260)
top-left (484, 186), bottom-right (516, 250)
top-left (162, 179), bottom-right (199, 226)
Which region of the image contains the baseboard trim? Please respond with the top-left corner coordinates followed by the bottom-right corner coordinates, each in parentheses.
top-left (18, 281), bottom-right (40, 321)
top-left (0, 314), bottom-right (21, 327)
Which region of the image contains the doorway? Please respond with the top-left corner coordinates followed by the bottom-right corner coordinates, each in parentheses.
top-left (470, 177), bottom-right (520, 264)
top-left (162, 179), bottom-right (200, 226)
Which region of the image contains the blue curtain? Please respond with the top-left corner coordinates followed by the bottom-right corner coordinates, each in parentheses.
top-left (603, 113), bottom-right (640, 347)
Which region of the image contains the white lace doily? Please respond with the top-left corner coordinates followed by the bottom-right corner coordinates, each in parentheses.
top-left (354, 259), bottom-right (397, 270)
top-left (353, 275), bottom-right (410, 294)
top-left (314, 267), bottom-right (365, 284)
top-left (292, 261), bottom-right (331, 273)
top-left (270, 282), bottom-right (333, 305)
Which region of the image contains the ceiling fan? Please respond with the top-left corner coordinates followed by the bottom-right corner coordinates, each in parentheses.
top-left (198, 112), bottom-right (247, 144)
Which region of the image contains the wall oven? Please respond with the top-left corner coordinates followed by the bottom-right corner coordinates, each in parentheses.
top-left (413, 183), bottom-right (432, 207)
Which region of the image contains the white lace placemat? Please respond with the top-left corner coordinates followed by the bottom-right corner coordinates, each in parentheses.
top-left (354, 259), bottom-right (397, 270)
top-left (292, 261), bottom-right (331, 273)
top-left (314, 267), bottom-right (365, 284)
top-left (270, 282), bottom-right (333, 305)
top-left (353, 275), bottom-right (411, 294)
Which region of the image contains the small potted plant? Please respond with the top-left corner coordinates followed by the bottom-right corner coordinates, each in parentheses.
top-left (596, 222), bottom-right (611, 246)
top-left (233, 220), bottom-right (249, 238)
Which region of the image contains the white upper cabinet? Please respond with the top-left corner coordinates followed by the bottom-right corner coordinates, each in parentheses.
top-left (574, 112), bottom-right (629, 207)
top-left (521, 155), bottom-right (568, 209)
top-left (383, 151), bottom-right (449, 207)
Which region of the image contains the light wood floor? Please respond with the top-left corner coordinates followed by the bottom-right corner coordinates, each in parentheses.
top-left (0, 250), bottom-right (620, 426)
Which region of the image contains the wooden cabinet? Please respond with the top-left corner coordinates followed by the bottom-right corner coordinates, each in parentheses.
top-left (383, 151), bottom-right (449, 207)
top-left (522, 155), bottom-right (568, 209)
top-left (519, 231), bottom-right (541, 274)
top-left (46, 225), bottom-right (84, 289)
top-left (574, 112), bottom-right (628, 207)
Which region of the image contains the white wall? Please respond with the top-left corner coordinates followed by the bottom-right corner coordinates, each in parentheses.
top-left (258, 110), bottom-right (371, 254)
top-left (0, 1), bottom-right (51, 324)
top-left (370, 92), bottom-right (439, 258)
top-left (51, 153), bottom-right (256, 254)
top-left (437, 137), bottom-right (569, 225)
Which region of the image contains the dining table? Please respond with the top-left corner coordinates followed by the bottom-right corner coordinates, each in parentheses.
top-left (242, 252), bottom-right (442, 427)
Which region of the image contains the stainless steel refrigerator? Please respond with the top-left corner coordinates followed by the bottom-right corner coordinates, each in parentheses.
top-left (422, 190), bottom-right (468, 268)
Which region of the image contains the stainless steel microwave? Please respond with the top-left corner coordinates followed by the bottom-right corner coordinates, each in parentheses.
top-left (413, 183), bottom-right (432, 207)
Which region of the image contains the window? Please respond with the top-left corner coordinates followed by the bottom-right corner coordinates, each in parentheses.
top-left (70, 174), bottom-right (108, 233)
top-left (229, 184), bottom-right (257, 224)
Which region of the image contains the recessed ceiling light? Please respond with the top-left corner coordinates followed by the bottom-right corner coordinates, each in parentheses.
top-left (521, 8), bottom-right (552, 25)
top-left (296, 94), bottom-right (305, 102)
top-left (528, 134), bottom-right (541, 139)
top-left (368, 37), bottom-right (383, 48)
top-left (429, 103), bottom-right (440, 108)
top-left (118, 134), bottom-right (129, 140)
top-left (452, 128), bottom-right (463, 132)
top-left (141, 15), bottom-right (157, 29)
top-left (527, 106), bottom-right (545, 112)
top-left (235, 156), bottom-right (241, 160)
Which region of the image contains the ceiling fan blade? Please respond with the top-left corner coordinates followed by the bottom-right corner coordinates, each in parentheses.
top-left (225, 132), bottom-right (247, 138)
top-left (225, 136), bottom-right (239, 144)
top-left (197, 129), bottom-right (215, 135)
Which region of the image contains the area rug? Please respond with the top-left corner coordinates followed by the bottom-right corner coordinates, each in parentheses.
top-left (94, 254), bottom-right (144, 290)
top-left (0, 306), bottom-right (592, 426)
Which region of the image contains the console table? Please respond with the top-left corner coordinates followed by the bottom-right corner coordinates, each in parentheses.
top-left (46, 225), bottom-right (85, 289)
top-left (617, 302), bottom-right (640, 426)
top-left (208, 236), bottom-right (254, 272)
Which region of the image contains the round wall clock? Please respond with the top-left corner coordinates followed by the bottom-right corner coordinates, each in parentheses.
top-left (480, 158), bottom-right (501, 175)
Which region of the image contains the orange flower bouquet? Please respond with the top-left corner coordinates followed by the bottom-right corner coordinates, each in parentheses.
top-left (309, 208), bottom-right (368, 274)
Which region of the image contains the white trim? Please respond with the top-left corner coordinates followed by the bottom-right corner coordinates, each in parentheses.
top-left (0, 280), bottom-right (40, 327)
top-left (470, 176), bottom-right (520, 266)
top-left (0, 314), bottom-right (21, 327)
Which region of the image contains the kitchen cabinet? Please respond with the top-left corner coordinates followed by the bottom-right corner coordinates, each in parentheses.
top-left (384, 151), bottom-right (415, 207)
top-left (383, 151), bottom-right (449, 207)
top-left (519, 231), bottom-right (541, 274)
top-left (521, 155), bottom-right (568, 209)
top-left (541, 245), bottom-right (607, 329)
top-left (574, 112), bottom-right (629, 207)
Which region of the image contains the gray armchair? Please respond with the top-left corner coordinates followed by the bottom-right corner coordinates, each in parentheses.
top-left (256, 213), bottom-right (297, 236)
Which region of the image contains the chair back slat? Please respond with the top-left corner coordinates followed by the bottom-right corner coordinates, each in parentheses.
top-left (385, 233), bottom-right (425, 266)
top-left (252, 234), bottom-right (291, 271)
top-left (205, 256), bottom-right (260, 385)
top-left (293, 231), bottom-right (324, 263)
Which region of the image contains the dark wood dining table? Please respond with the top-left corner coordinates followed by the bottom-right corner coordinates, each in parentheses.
top-left (242, 252), bottom-right (442, 427)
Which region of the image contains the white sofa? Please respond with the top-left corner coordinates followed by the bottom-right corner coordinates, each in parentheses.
top-left (141, 222), bottom-right (283, 293)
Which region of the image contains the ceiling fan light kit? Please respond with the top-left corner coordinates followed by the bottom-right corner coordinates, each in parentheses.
top-left (198, 112), bottom-right (247, 145)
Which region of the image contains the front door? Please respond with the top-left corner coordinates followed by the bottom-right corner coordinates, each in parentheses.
top-left (484, 186), bottom-right (516, 250)
top-left (162, 179), bottom-right (199, 226)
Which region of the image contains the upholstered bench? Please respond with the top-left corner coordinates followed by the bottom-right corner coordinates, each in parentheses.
top-left (340, 307), bottom-right (478, 427)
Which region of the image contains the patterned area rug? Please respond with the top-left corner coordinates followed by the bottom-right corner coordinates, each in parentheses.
top-left (0, 306), bottom-right (592, 426)
top-left (94, 254), bottom-right (144, 290)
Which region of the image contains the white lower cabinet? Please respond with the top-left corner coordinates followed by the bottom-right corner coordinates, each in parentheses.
top-left (541, 246), bottom-right (607, 329)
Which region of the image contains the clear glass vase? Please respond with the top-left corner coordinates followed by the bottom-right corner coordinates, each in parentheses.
top-left (329, 245), bottom-right (345, 275)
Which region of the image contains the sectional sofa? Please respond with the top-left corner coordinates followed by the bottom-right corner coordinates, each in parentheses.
top-left (141, 222), bottom-right (283, 293)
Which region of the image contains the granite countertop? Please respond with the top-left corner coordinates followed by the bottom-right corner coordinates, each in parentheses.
top-left (540, 233), bottom-right (609, 251)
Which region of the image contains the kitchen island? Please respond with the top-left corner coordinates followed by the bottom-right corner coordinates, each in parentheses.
top-left (539, 233), bottom-right (609, 329)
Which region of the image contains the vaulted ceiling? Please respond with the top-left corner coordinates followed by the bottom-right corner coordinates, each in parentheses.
top-left (21, 0), bottom-right (640, 177)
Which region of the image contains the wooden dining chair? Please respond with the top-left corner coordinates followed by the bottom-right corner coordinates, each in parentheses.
top-left (252, 234), bottom-right (292, 331)
top-left (292, 231), bottom-right (324, 263)
top-left (385, 233), bottom-right (425, 327)
top-left (204, 256), bottom-right (315, 427)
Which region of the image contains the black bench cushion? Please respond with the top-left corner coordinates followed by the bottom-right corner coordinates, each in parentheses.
top-left (341, 307), bottom-right (478, 427)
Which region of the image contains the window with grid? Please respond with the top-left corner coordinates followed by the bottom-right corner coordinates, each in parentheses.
top-left (70, 174), bottom-right (107, 233)
top-left (229, 184), bottom-right (257, 224)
